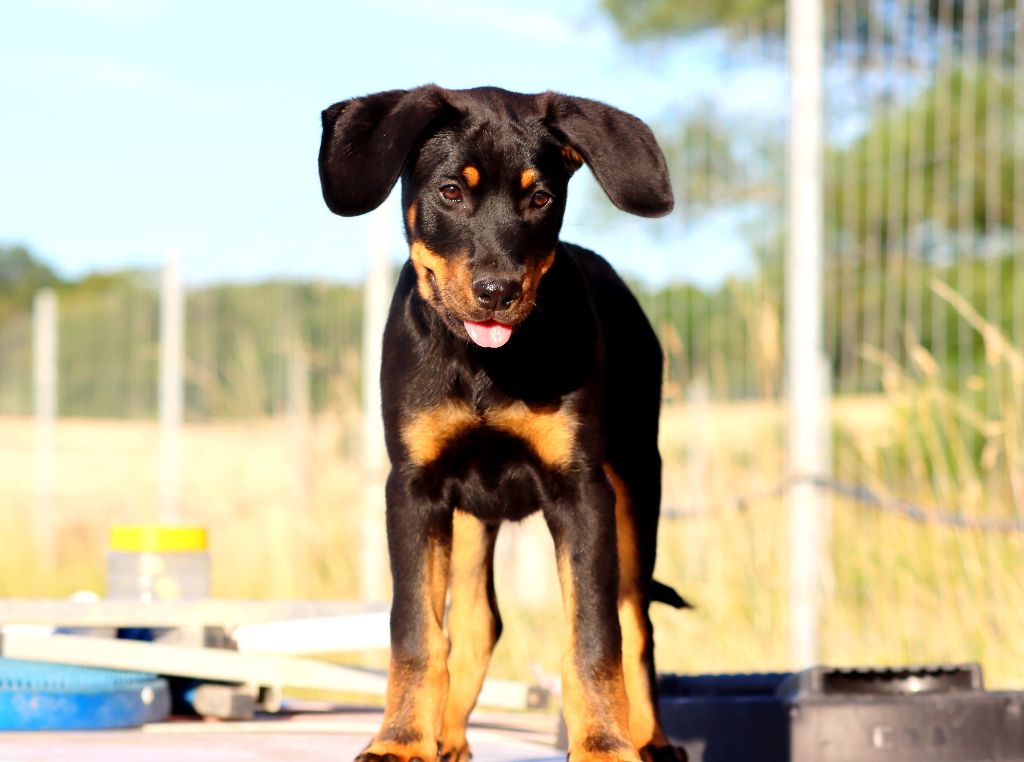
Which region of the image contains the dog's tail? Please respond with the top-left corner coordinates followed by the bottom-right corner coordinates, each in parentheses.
top-left (651, 579), bottom-right (694, 609)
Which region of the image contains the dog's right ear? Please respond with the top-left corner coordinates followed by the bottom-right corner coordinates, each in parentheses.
top-left (319, 86), bottom-right (449, 217)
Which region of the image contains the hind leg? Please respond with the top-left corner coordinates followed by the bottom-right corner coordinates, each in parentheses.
top-left (605, 462), bottom-right (686, 762)
top-left (438, 510), bottom-right (502, 762)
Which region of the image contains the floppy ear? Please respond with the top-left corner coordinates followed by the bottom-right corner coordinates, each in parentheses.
top-left (319, 86), bottom-right (449, 216)
top-left (545, 94), bottom-right (674, 218)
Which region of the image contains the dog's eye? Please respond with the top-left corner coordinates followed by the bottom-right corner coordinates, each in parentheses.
top-left (530, 191), bottom-right (552, 209)
top-left (440, 184), bottom-right (463, 202)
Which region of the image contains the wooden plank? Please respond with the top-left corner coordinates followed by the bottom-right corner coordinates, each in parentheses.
top-left (232, 611), bottom-right (389, 654)
top-left (0, 632), bottom-right (387, 697)
top-left (0, 627), bottom-right (547, 712)
top-left (0, 599), bottom-right (384, 628)
top-left (0, 604), bottom-right (548, 711)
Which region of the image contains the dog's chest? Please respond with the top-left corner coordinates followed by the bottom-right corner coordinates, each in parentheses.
top-left (398, 397), bottom-right (578, 521)
top-left (400, 399), bottom-right (577, 471)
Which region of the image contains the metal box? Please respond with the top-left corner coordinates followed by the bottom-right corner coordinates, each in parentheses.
top-left (658, 664), bottom-right (1024, 762)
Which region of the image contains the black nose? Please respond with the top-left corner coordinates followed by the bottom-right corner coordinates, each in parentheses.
top-left (472, 278), bottom-right (522, 311)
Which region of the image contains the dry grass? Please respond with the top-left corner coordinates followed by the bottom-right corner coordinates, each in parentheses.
top-left (2, 318), bottom-right (1023, 691)
top-left (0, 416), bottom-right (365, 601)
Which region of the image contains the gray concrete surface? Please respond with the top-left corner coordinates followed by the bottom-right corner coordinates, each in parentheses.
top-left (0, 709), bottom-right (564, 762)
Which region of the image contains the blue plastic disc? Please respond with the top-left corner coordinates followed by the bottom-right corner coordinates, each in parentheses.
top-left (0, 658), bottom-right (170, 730)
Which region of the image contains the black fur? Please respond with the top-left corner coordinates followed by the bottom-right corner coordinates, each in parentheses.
top-left (319, 85), bottom-right (686, 762)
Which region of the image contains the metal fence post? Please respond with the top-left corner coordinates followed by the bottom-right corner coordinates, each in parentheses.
top-left (361, 205), bottom-right (393, 602)
top-left (159, 248), bottom-right (184, 524)
top-left (787, 0), bottom-right (829, 668)
top-left (33, 288), bottom-right (58, 569)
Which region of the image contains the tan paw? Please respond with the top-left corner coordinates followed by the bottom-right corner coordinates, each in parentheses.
top-left (439, 739), bottom-right (472, 762)
top-left (356, 737), bottom-right (438, 762)
top-left (567, 737), bottom-right (642, 762)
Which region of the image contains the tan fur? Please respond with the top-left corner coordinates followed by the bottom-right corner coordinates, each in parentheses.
top-left (562, 145), bottom-right (584, 167)
top-left (606, 464), bottom-right (671, 751)
top-left (519, 168), bottom-right (540, 190)
top-left (522, 249), bottom-right (556, 298)
top-left (408, 242), bottom-right (479, 317)
top-left (409, 241), bottom-right (448, 303)
top-left (406, 200), bottom-right (418, 233)
top-left (439, 511), bottom-right (499, 762)
top-left (487, 401), bottom-right (577, 468)
top-left (462, 165), bottom-right (480, 188)
top-left (556, 550), bottom-right (639, 762)
top-left (402, 400), bottom-right (577, 469)
top-left (401, 400), bottom-right (478, 467)
top-left (366, 534), bottom-right (451, 762)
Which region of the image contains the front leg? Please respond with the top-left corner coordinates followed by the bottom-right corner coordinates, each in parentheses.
top-left (358, 473), bottom-right (452, 762)
top-left (546, 471), bottom-right (641, 762)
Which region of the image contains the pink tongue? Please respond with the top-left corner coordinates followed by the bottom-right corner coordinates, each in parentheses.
top-left (464, 320), bottom-right (513, 348)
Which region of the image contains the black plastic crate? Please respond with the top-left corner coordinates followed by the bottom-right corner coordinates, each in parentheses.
top-left (657, 664), bottom-right (1024, 762)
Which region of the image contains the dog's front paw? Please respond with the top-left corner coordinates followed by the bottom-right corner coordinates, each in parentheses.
top-left (566, 739), bottom-right (643, 762)
top-left (638, 743), bottom-right (688, 762)
top-left (439, 740), bottom-right (471, 762)
top-left (566, 753), bottom-right (642, 762)
top-left (356, 738), bottom-right (438, 762)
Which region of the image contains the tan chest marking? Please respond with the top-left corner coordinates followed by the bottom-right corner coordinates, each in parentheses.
top-left (400, 400), bottom-right (578, 468)
top-left (401, 400), bottom-right (478, 466)
top-left (486, 401), bottom-right (577, 468)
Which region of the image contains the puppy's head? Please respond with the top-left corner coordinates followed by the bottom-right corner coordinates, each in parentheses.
top-left (319, 85), bottom-right (672, 348)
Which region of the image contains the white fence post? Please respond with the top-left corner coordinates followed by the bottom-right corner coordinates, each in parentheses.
top-left (361, 205), bottom-right (393, 601)
top-left (787, 0), bottom-right (829, 668)
top-left (289, 341), bottom-right (311, 511)
top-left (159, 248), bottom-right (184, 524)
top-left (33, 288), bottom-right (58, 569)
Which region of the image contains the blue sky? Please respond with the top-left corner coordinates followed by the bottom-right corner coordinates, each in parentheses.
top-left (0, 0), bottom-right (777, 287)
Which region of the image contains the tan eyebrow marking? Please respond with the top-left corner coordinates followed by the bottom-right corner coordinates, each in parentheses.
top-left (520, 168), bottom-right (540, 190)
top-left (462, 166), bottom-right (480, 188)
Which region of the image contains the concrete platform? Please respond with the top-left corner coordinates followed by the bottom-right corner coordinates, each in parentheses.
top-left (0, 708), bottom-right (564, 762)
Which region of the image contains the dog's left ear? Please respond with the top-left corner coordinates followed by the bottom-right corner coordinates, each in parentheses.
top-left (319, 86), bottom-right (450, 217)
top-left (545, 94), bottom-right (674, 218)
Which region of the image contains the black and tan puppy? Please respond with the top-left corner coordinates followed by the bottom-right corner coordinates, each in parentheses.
top-left (319, 85), bottom-right (687, 762)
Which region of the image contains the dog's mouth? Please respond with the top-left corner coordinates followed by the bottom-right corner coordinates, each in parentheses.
top-left (415, 248), bottom-right (557, 350)
top-left (463, 320), bottom-right (513, 348)
top-left (423, 269), bottom-right (522, 349)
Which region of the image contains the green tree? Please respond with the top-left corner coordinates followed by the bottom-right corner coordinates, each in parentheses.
top-left (828, 65), bottom-right (1020, 250)
top-left (600, 0), bottom-right (1017, 41)
top-left (600, 0), bottom-right (1024, 400)
top-left (600, 0), bottom-right (782, 40)
top-left (0, 245), bottom-right (63, 321)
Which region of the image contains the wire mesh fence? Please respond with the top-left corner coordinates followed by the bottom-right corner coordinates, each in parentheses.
top-left (644, 0), bottom-right (1024, 687)
top-left (1, 0), bottom-right (1023, 686)
top-left (1, 277), bottom-right (364, 421)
